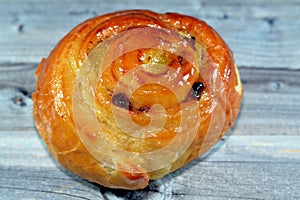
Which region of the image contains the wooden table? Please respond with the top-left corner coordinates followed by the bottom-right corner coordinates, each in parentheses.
top-left (1, 0), bottom-right (299, 199)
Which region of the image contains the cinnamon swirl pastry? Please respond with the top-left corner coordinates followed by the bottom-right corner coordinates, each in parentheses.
top-left (33, 10), bottom-right (242, 190)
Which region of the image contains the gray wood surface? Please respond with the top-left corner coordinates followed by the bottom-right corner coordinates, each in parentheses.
top-left (1, 0), bottom-right (300, 199)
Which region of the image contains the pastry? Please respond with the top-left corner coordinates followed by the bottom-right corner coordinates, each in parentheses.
top-left (32, 10), bottom-right (243, 190)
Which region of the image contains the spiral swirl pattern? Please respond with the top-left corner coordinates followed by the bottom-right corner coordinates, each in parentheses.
top-left (33, 10), bottom-right (242, 189)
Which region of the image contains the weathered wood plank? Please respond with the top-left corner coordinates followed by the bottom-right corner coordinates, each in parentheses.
top-left (0, 0), bottom-right (300, 68)
top-left (2, 162), bottom-right (299, 200)
top-left (0, 167), bottom-right (102, 200)
top-left (1, 131), bottom-right (299, 167)
top-left (1, 131), bottom-right (299, 199)
top-left (1, 1), bottom-right (300, 199)
top-left (1, 64), bottom-right (300, 135)
top-left (234, 67), bottom-right (300, 135)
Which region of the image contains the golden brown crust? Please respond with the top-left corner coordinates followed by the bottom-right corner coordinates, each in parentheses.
top-left (32, 10), bottom-right (243, 190)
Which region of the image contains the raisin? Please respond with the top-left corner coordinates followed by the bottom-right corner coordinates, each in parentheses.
top-left (192, 82), bottom-right (205, 99)
top-left (112, 93), bottom-right (132, 110)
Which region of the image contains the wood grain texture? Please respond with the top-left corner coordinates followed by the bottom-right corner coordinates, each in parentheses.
top-left (0, 0), bottom-right (300, 199)
top-left (1, 131), bottom-right (299, 200)
top-left (0, 0), bottom-right (300, 68)
top-left (1, 66), bottom-right (299, 135)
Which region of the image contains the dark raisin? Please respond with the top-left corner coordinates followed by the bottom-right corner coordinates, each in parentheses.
top-left (177, 55), bottom-right (185, 65)
top-left (112, 93), bottom-right (132, 110)
top-left (191, 36), bottom-right (195, 40)
top-left (137, 106), bottom-right (150, 113)
top-left (192, 82), bottom-right (205, 99)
